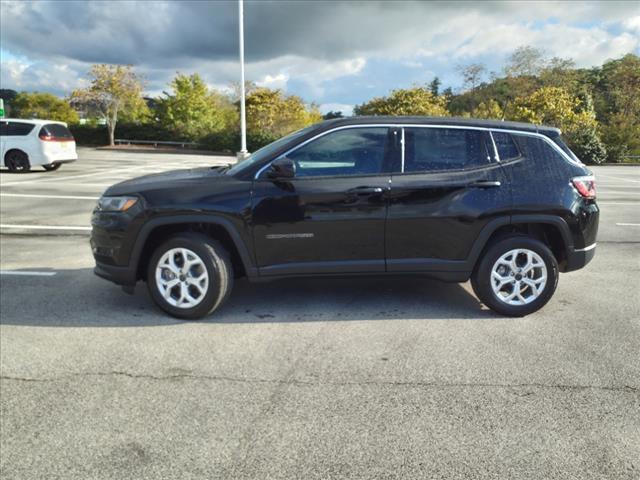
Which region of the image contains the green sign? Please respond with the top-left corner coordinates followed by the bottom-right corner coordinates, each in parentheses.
top-left (0, 98), bottom-right (4, 117)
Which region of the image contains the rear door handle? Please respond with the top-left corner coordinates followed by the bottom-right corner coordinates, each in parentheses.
top-left (468, 181), bottom-right (501, 188)
top-left (347, 186), bottom-right (385, 195)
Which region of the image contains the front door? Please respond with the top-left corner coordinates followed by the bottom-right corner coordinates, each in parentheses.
top-left (386, 126), bottom-right (511, 272)
top-left (251, 126), bottom-right (395, 276)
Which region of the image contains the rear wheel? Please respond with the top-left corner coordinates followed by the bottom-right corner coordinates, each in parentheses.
top-left (43, 163), bottom-right (62, 171)
top-left (146, 233), bottom-right (233, 320)
top-left (5, 150), bottom-right (30, 173)
top-left (471, 236), bottom-right (558, 316)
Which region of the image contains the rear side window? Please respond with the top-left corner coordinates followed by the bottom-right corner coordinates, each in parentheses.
top-left (2, 122), bottom-right (35, 136)
top-left (491, 131), bottom-right (520, 161)
top-left (403, 127), bottom-right (490, 172)
top-left (40, 124), bottom-right (74, 139)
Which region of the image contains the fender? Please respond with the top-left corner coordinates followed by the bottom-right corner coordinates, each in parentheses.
top-left (466, 214), bottom-right (573, 269)
top-left (129, 214), bottom-right (258, 279)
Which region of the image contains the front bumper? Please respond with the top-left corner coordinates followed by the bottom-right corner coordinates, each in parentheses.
top-left (564, 243), bottom-right (596, 272)
top-left (94, 262), bottom-right (137, 286)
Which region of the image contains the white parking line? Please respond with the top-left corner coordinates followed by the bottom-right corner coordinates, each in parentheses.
top-left (0, 270), bottom-right (57, 276)
top-left (616, 223), bottom-right (640, 227)
top-left (1, 166), bottom-right (149, 186)
top-left (0, 224), bottom-right (92, 231)
top-left (0, 193), bottom-right (99, 200)
top-left (596, 174), bottom-right (640, 184)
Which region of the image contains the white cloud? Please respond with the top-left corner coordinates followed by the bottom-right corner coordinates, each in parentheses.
top-left (256, 73), bottom-right (289, 89)
top-left (319, 103), bottom-right (354, 116)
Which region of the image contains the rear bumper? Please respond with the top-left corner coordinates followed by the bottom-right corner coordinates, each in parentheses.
top-left (564, 243), bottom-right (596, 272)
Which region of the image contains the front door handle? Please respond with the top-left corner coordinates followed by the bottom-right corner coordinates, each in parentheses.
top-left (468, 181), bottom-right (501, 188)
top-left (347, 186), bottom-right (385, 195)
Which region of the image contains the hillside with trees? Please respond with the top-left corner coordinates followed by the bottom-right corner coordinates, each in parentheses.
top-left (3, 48), bottom-right (639, 164)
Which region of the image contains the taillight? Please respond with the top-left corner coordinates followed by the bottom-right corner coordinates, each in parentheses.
top-left (39, 133), bottom-right (54, 141)
top-left (572, 176), bottom-right (596, 199)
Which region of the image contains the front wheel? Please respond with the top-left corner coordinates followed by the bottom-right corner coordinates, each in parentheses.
top-left (147, 233), bottom-right (233, 320)
top-left (471, 236), bottom-right (558, 316)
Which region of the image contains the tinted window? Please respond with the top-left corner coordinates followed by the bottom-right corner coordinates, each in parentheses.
top-left (491, 131), bottom-right (520, 161)
top-left (551, 135), bottom-right (580, 163)
top-left (287, 127), bottom-right (388, 177)
top-left (403, 128), bottom-right (490, 172)
top-left (0, 121), bottom-right (7, 136)
top-left (512, 134), bottom-right (566, 164)
top-left (4, 122), bottom-right (35, 136)
top-left (41, 123), bottom-right (73, 139)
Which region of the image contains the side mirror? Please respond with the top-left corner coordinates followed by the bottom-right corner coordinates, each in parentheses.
top-left (267, 157), bottom-right (296, 179)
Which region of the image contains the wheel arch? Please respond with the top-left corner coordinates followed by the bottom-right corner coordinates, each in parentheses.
top-left (3, 148), bottom-right (29, 166)
top-left (469, 215), bottom-right (573, 272)
top-left (131, 215), bottom-right (256, 282)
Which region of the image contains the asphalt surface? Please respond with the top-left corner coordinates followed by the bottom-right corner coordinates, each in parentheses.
top-left (1, 148), bottom-right (639, 479)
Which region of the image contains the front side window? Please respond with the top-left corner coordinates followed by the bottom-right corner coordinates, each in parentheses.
top-left (287, 127), bottom-right (388, 177)
top-left (403, 127), bottom-right (490, 172)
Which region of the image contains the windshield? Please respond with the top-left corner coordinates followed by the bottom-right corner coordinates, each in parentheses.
top-left (226, 125), bottom-right (318, 176)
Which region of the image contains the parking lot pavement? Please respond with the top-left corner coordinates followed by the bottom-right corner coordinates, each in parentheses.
top-left (1, 152), bottom-right (639, 479)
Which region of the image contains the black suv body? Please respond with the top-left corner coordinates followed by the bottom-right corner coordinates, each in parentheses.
top-left (91, 117), bottom-right (598, 318)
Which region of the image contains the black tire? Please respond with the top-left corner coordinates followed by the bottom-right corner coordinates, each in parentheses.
top-left (43, 163), bottom-right (62, 171)
top-left (146, 233), bottom-right (233, 320)
top-left (5, 150), bottom-right (30, 173)
top-left (471, 235), bottom-right (559, 317)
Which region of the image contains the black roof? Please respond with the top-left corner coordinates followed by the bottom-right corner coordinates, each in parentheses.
top-left (320, 116), bottom-right (560, 135)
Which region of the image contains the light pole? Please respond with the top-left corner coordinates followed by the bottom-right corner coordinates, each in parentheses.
top-left (238, 0), bottom-right (249, 160)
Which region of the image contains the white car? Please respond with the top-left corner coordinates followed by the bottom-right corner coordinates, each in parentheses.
top-left (0, 118), bottom-right (78, 172)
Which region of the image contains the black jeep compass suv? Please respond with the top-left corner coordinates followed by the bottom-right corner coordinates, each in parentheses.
top-left (91, 117), bottom-right (598, 319)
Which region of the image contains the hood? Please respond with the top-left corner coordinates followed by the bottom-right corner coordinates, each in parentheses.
top-left (104, 166), bottom-right (229, 196)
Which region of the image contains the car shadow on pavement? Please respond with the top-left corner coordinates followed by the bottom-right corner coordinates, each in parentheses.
top-left (0, 268), bottom-right (500, 327)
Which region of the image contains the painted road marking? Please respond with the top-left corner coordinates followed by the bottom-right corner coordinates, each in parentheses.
top-left (0, 193), bottom-right (99, 200)
top-left (0, 224), bottom-right (92, 231)
top-left (1, 166), bottom-right (149, 186)
top-left (0, 270), bottom-right (57, 276)
top-left (616, 223), bottom-right (640, 227)
top-left (596, 174), bottom-right (640, 184)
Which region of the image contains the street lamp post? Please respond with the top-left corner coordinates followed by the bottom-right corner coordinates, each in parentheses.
top-left (238, 0), bottom-right (249, 161)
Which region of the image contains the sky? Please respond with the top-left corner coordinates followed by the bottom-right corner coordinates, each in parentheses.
top-left (1, 0), bottom-right (639, 115)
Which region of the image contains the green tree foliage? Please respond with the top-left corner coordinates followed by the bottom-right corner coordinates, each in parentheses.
top-left (354, 87), bottom-right (449, 116)
top-left (511, 86), bottom-right (606, 164)
top-left (471, 100), bottom-right (504, 120)
top-left (10, 92), bottom-right (79, 124)
top-left (156, 73), bottom-right (237, 140)
top-left (245, 87), bottom-right (322, 137)
top-left (70, 64), bottom-right (148, 145)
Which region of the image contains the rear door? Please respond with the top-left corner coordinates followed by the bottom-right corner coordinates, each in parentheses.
top-left (252, 126), bottom-right (396, 276)
top-left (386, 126), bottom-right (511, 271)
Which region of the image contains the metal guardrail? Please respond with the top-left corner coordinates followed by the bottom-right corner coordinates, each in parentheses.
top-left (114, 139), bottom-right (202, 148)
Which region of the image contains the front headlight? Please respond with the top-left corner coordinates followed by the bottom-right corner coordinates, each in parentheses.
top-left (97, 196), bottom-right (138, 212)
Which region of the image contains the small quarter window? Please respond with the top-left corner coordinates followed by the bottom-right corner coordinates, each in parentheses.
top-left (491, 131), bottom-right (520, 161)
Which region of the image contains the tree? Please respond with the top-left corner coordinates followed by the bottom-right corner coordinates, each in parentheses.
top-left (471, 100), bottom-right (504, 120)
top-left (9, 92), bottom-right (79, 124)
top-left (323, 110), bottom-right (344, 120)
top-left (457, 63), bottom-right (486, 91)
top-left (354, 87), bottom-right (449, 116)
top-left (70, 64), bottom-right (147, 145)
top-left (505, 46), bottom-right (546, 77)
top-left (245, 87), bottom-right (322, 137)
top-left (511, 86), bottom-right (606, 164)
top-left (429, 77), bottom-right (441, 96)
top-left (156, 73), bottom-right (237, 140)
